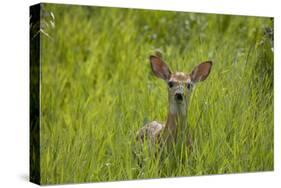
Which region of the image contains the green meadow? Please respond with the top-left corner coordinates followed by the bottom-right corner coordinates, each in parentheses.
top-left (36, 3), bottom-right (273, 184)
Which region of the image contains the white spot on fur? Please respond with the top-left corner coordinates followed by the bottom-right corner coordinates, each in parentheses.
top-left (175, 72), bottom-right (185, 76)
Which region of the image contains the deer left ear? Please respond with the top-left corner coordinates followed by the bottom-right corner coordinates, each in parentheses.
top-left (191, 61), bottom-right (212, 83)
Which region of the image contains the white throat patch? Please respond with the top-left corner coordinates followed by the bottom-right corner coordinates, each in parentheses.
top-left (169, 100), bottom-right (187, 115)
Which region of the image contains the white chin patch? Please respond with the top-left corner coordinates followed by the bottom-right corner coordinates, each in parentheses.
top-left (170, 100), bottom-right (186, 114)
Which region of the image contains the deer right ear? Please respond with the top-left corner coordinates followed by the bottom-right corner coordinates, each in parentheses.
top-left (149, 55), bottom-right (171, 81)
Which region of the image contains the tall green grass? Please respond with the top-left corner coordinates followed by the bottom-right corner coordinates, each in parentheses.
top-left (38, 3), bottom-right (273, 184)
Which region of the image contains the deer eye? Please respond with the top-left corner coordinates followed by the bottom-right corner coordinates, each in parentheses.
top-left (168, 81), bottom-right (174, 88)
top-left (187, 82), bottom-right (192, 89)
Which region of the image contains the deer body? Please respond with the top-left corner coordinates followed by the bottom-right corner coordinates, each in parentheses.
top-left (136, 54), bottom-right (212, 148)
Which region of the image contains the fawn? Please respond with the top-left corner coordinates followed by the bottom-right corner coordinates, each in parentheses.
top-left (136, 53), bottom-right (212, 148)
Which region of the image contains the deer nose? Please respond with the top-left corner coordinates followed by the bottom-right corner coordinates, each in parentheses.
top-left (175, 93), bottom-right (183, 101)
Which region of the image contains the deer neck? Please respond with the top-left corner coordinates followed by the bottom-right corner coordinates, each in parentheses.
top-left (164, 101), bottom-right (188, 141)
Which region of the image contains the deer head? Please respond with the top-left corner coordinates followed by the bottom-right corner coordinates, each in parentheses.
top-left (149, 55), bottom-right (212, 117)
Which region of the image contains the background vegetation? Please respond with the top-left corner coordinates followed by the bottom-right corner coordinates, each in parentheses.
top-left (37, 3), bottom-right (273, 184)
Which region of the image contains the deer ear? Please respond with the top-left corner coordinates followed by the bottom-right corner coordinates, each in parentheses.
top-left (191, 61), bottom-right (212, 83)
top-left (149, 55), bottom-right (171, 81)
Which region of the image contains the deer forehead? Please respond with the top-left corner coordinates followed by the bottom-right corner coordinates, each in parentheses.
top-left (170, 72), bottom-right (191, 82)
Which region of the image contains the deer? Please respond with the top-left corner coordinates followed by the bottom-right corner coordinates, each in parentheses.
top-left (136, 53), bottom-right (212, 150)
